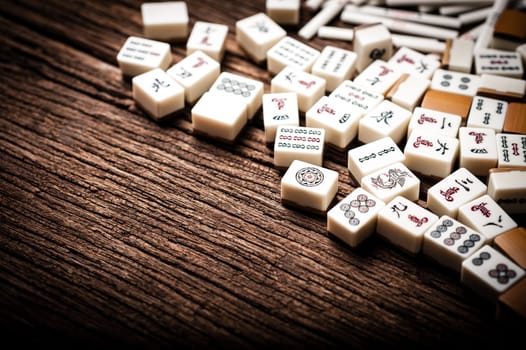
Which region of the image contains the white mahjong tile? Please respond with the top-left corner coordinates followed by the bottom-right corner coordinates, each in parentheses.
top-left (208, 72), bottom-right (264, 120)
top-left (270, 67), bottom-right (326, 112)
top-left (377, 196), bottom-right (438, 255)
top-left (353, 23), bottom-right (393, 73)
top-left (191, 92), bottom-right (247, 142)
top-left (281, 159), bottom-right (338, 213)
top-left (457, 195), bottom-right (518, 241)
top-left (132, 68), bottom-right (185, 121)
top-left (235, 12), bottom-right (286, 63)
top-left (267, 36), bottom-right (321, 75)
top-left (447, 38), bottom-right (474, 73)
top-left (496, 133), bottom-right (526, 168)
top-left (427, 167), bottom-right (487, 218)
top-left (431, 69), bottom-right (481, 96)
top-left (353, 60), bottom-right (403, 95)
top-left (487, 168), bottom-right (526, 215)
top-left (262, 93), bottom-right (300, 143)
top-left (361, 162), bottom-right (420, 204)
top-left (466, 96), bottom-right (508, 132)
top-left (387, 46), bottom-right (440, 79)
top-left (358, 100), bottom-right (412, 144)
top-left (186, 21), bottom-right (229, 62)
top-left (329, 80), bottom-right (384, 115)
top-left (274, 126), bottom-right (325, 168)
top-left (266, 0), bottom-right (300, 25)
top-left (408, 107), bottom-right (462, 138)
top-left (458, 127), bottom-right (498, 176)
top-left (141, 1), bottom-right (188, 40)
top-left (477, 74), bottom-right (526, 100)
top-left (424, 215), bottom-right (487, 273)
top-left (461, 245), bottom-right (525, 301)
top-left (167, 50), bottom-right (220, 104)
top-left (347, 137), bottom-right (405, 184)
top-left (474, 50), bottom-right (524, 78)
top-left (305, 96), bottom-right (362, 150)
top-left (327, 188), bottom-right (386, 248)
top-left (311, 45), bottom-right (357, 92)
top-left (404, 129), bottom-right (459, 179)
top-left (116, 36), bottom-right (172, 77)
top-left (387, 74), bottom-right (430, 111)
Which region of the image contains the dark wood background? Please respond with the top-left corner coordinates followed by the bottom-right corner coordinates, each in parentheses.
top-left (1, 0), bottom-right (524, 348)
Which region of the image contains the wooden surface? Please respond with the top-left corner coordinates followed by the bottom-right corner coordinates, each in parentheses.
top-left (1, 0), bottom-right (525, 347)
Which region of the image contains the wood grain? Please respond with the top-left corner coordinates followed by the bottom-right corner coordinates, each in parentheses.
top-left (1, 0), bottom-right (525, 348)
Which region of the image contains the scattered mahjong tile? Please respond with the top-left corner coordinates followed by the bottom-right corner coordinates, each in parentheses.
top-left (387, 46), bottom-right (440, 79)
top-left (141, 1), bottom-right (189, 41)
top-left (386, 73), bottom-right (430, 112)
top-left (503, 102), bottom-right (526, 134)
top-left (358, 100), bottom-right (412, 145)
top-left (477, 73), bottom-right (526, 101)
top-left (458, 127), bottom-right (498, 176)
top-left (274, 125), bottom-right (325, 168)
top-left (430, 69), bottom-right (481, 97)
top-left (262, 92), bottom-right (300, 143)
top-left (353, 23), bottom-right (393, 73)
top-left (487, 167), bottom-right (526, 215)
top-left (466, 95), bottom-right (508, 133)
top-left (186, 21), bottom-right (229, 62)
top-left (361, 162), bottom-right (420, 204)
top-left (116, 36), bottom-right (172, 77)
top-left (420, 89), bottom-right (473, 120)
top-left (311, 45), bottom-right (357, 92)
top-left (266, 36), bottom-right (320, 75)
top-left (407, 107), bottom-right (462, 138)
top-left (493, 227), bottom-right (526, 270)
top-left (353, 60), bottom-right (403, 95)
top-left (495, 133), bottom-right (526, 168)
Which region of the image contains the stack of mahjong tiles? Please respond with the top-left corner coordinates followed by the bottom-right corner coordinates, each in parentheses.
top-left (114, 1), bottom-right (526, 322)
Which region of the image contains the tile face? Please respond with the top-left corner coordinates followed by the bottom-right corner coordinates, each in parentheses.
top-left (494, 227), bottom-right (526, 270)
top-left (266, 0), bottom-right (300, 25)
top-left (347, 137), bottom-right (405, 183)
top-left (116, 36), bottom-right (172, 77)
top-left (361, 162), bottom-right (420, 204)
top-left (358, 100), bottom-right (412, 144)
top-left (496, 133), bottom-right (526, 168)
top-left (267, 36), bottom-right (321, 75)
top-left (186, 21), bottom-right (229, 62)
top-left (474, 50), bottom-right (524, 78)
top-left (281, 160), bottom-right (338, 213)
top-left (329, 80), bottom-right (384, 115)
top-left (408, 107), bottom-right (462, 138)
top-left (327, 188), bottom-right (385, 248)
top-left (404, 129), bottom-right (459, 179)
top-left (167, 50), bottom-right (220, 104)
top-left (353, 23), bottom-right (393, 72)
top-left (377, 196), bottom-right (438, 254)
top-left (458, 127), bottom-right (498, 176)
top-left (430, 69), bottom-right (481, 96)
top-left (423, 215), bottom-right (487, 273)
top-left (132, 68), bottom-right (184, 121)
top-left (235, 12), bottom-right (286, 63)
top-left (503, 102), bottom-right (526, 134)
top-left (274, 126), bottom-right (325, 168)
top-left (271, 67), bottom-right (326, 112)
top-left (305, 96), bottom-right (362, 150)
top-left (467, 96), bottom-right (508, 132)
top-left (487, 168), bottom-right (526, 215)
top-left (208, 72), bottom-right (264, 120)
top-left (311, 45), bottom-right (357, 92)
top-left (461, 245), bottom-right (524, 301)
top-left (477, 74), bottom-right (526, 101)
top-left (353, 60), bottom-right (403, 95)
top-left (191, 92), bottom-right (247, 142)
top-left (387, 46), bottom-right (440, 79)
top-left (427, 167), bottom-right (487, 219)
top-left (262, 93), bottom-right (300, 143)
top-left (141, 1), bottom-right (188, 40)
top-left (457, 195), bottom-right (518, 241)
top-left (387, 73), bottom-right (430, 112)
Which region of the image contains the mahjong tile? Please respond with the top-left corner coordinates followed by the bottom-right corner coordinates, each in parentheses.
top-left (408, 107), bottom-right (462, 138)
top-left (311, 45), bottom-right (357, 92)
top-left (497, 276), bottom-right (526, 321)
top-left (445, 38), bottom-right (474, 73)
top-left (361, 162), bottom-right (420, 204)
top-left (477, 74), bottom-right (526, 101)
top-left (430, 69), bottom-right (481, 97)
top-left (353, 60), bottom-right (403, 95)
top-left (474, 49), bottom-right (524, 79)
top-left (387, 46), bottom-right (440, 79)
top-left (274, 126), bottom-right (325, 168)
top-left (353, 23), bottom-right (393, 73)
top-left (186, 21), bottom-right (229, 62)
top-left (420, 89), bottom-right (473, 120)
top-left (327, 187), bottom-right (386, 248)
top-left (141, 1), bottom-right (188, 40)
top-left (487, 168), bottom-right (526, 215)
top-left (358, 100), bottom-right (412, 145)
top-left (116, 36), bottom-right (172, 77)
top-left (494, 227), bottom-right (526, 270)
top-left (503, 102), bottom-right (526, 134)
top-left (496, 133), bottom-right (526, 168)
top-left (267, 36), bottom-right (321, 75)
top-left (266, 0), bottom-right (301, 25)
top-left (467, 96), bottom-right (508, 132)
top-left (262, 93), bottom-right (300, 143)
top-left (329, 80), bottom-right (384, 115)
top-left (386, 74), bottom-right (430, 112)
top-left (458, 127), bottom-right (498, 176)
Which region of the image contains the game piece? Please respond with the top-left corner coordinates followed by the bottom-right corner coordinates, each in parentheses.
top-left (186, 21), bottom-right (229, 62)
top-left (361, 162), bottom-right (420, 204)
top-left (458, 6), bottom-right (492, 26)
top-left (420, 89), bottom-right (473, 120)
top-left (358, 100), bottom-right (412, 145)
top-left (235, 12), bottom-right (286, 63)
top-left (493, 227), bottom-right (526, 270)
top-left (327, 187), bottom-right (385, 248)
top-left (317, 26), bottom-right (354, 41)
top-left (377, 196), bottom-right (438, 255)
top-left (386, 74), bottom-right (430, 112)
top-left (387, 46), bottom-right (441, 79)
top-left (493, 9), bottom-right (526, 43)
top-left (274, 126), bottom-right (325, 168)
top-left (391, 34), bottom-right (446, 54)
top-left (444, 38), bottom-right (475, 73)
top-left (352, 22), bottom-right (393, 72)
top-left (329, 80), bottom-right (384, 115)
top-left (266, 0), bottom-right (301, 25)
top-left (298, 0), bottom-right (347, 39)
top-left (262, 93), bottom-right (300, 143)
top-left (458, 127), bottom-right (498, 176)
top-left (430, 69), bottom-right (481, 97)
top-left (426, 167), bottom-right (487, 219)
top-left (495, 133), bottom-right (526, 168)
top-left (474, 49), bottom-right (524, 78)
top-left (266, 36), bottom-right (321, 75)
top-left (358, 4), bottom-right (462, 28)
top-left (270, 67), bottom-right (326, 113)
top-left (141, 1), bottom-right (188, 40)
top-left (281, 159), bottom-right (338, 213)
top-left (116, 36), bottom-right (172, 77)
top-left (503, 102), bottom-right (526, 134)
top-left (423, 215), bottom-right (487, 273)
top-left (461, 245), bottom-right (524, 301)
top-left (353, 60), bottom-right (403, 95)
top-left (166, 50), bottom-right (220, 104)
top-left (457, 194), bottom-right (518, 242)
top-left (407, 107), bottom-right (462, 138)
top-left (477, 73), bottom-right (526, 101)
top-left (311, 45), bottom-right (357, 93)
top-left (191, 92), bottom-right (247, 142)
top-left (208, 72), bottom-right (264, 121)
top-left (348, 137), bottom-right (406, 184)
top-left (487, 168), bottom-right (526, 215)
top-left (497, 277), bottom-right (526, 322)
top-left (466, 96), bottom-right (508, 132)
top-left (404, 129), bottom-right (459, 179)
top-left (132, 68), bottom-right (184, 121)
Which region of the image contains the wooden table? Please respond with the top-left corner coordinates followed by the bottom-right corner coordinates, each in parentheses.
top-left (1, 0), bottom-right (524, 347)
